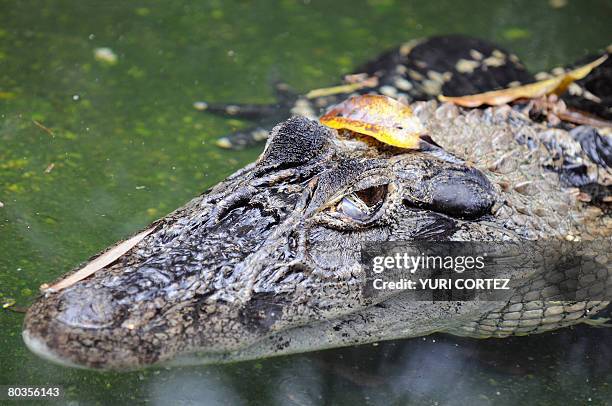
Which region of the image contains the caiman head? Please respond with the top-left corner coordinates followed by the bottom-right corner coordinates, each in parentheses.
top-left (22, 105), bottom-right (599, 370)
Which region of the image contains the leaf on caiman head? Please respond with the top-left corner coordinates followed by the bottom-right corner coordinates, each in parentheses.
top-left (438, 54), bottom-right (608, 107)
top-left (319, 94), bottom-right (427, 149)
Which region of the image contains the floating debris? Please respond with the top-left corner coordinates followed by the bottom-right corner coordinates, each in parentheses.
top-left (215, 137), bottom-right (232, 149)
top-left (41, 226), bottom-right (156, 293)
top-left (549, 0), bottom-right (568, 8)
top-left (32, 119), bottom-right (54, 136)
top-left (305, 76), bottom-right (378, 99)
top-left (439, 55), bottom-right (607, 107)
top-left (44, 163), bottom-right (55, 174)
top-left (94, 47), bottom-right (118, 65)
top-left (2, 298), bottom-right (16, 309)
top-left (193, 101), bottom-right (208, 111)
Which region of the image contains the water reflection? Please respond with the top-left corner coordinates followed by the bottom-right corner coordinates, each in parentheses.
top-left (272, 359), bottom-right (324, 405)
top-left (149, 367), bottom-right (247, 406)
top-left (293, 320), bottom-right (612, 405)
top-left (136, 317), bottom-right (611, 405)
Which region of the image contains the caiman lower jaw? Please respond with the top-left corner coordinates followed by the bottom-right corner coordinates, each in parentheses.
top-left (21, 324), bottom-right (239, 370)
top-left (22, 329), bottom-right (86, 370)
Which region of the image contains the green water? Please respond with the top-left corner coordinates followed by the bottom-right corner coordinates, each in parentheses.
top-left (1, 0), bottom-right (611, 404)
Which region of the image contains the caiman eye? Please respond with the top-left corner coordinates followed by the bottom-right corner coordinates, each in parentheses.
top-left (336, 185), bottom-right (387, 221)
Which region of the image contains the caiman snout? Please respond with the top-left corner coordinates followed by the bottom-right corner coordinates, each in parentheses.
top-left (22, 117), bottom-right (332, 369)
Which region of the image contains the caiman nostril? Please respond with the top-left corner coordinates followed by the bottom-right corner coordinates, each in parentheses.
top-left (427, 167), bottom-right (496, 220)
top-left (56, 286), bottom-right (118, 329)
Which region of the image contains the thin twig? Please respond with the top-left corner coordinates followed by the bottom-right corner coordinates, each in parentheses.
top-left (41, 226), bottom-right (156, 293)
top-left (32, 119), bottom-right (54, 136)
top-left (305, 76), bottom-right (378, 99)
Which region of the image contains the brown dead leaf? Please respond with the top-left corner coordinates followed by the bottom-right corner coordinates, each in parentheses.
top-left (41, 227), bottom-right (156, 293)
top-left (319, 94), bottom-right (426, 148)
top-left (439, 55), bottom-right (608, 107)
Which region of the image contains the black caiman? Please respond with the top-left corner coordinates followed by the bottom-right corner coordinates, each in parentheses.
top-left (23, 35), bottom-right (612, 370)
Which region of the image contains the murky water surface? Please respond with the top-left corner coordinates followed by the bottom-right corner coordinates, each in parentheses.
top-left (1, 1), bottom-right (611, 404)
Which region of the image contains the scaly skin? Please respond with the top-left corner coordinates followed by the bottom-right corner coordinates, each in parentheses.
top-left (23, 99), bottom-right (611, 370)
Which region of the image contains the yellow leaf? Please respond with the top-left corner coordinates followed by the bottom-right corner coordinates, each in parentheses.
top-left (319, 94), bottom-right (426, 149)
top-left (439, 54), bottom-right (608, 107)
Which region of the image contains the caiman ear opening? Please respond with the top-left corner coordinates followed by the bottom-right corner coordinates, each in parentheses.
top-left (257, 116), bottom-right (333, 167)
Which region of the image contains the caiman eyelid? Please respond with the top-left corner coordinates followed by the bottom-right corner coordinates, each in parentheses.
top-left (322, 183), bottom-right (391, 225)
top-left (352, 184), bottom-right (388, 208)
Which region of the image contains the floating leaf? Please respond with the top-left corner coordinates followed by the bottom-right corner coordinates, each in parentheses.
top-left (320, 94), bottom-right (426, 148)
top-left (439, 55), bottom-right (608, 107)
top-left (41, 227), bottom-right (156, 293)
